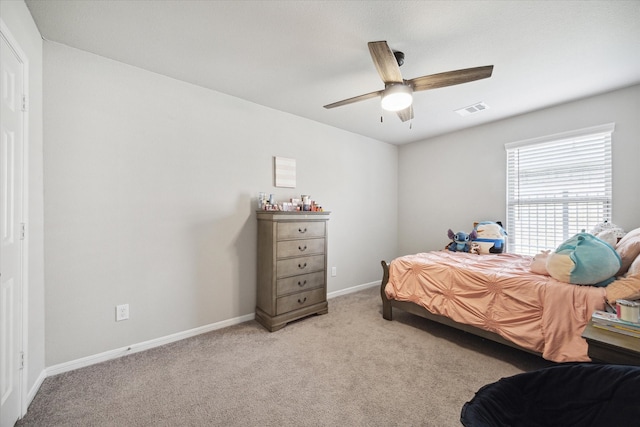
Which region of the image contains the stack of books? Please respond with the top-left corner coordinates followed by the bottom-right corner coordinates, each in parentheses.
top-left (591, 310), bottom-right (640, 338)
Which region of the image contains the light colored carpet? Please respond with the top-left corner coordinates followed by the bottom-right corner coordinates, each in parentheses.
top-left (17, 286), bottom-right (552, 426)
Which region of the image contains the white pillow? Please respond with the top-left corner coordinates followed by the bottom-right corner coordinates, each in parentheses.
top-left (594, 229), bottom-right (618, 247)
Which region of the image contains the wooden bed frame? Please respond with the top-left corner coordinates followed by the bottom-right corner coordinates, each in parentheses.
top-left (379, 260), bottom-right (541, 357)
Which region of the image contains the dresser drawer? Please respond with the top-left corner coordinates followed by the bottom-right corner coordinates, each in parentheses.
top-left (277, 271), bottom-right (325, 296)
top-left (277, 221), bottom-right (325, 240)
top-left (277, 238), bottom-right (325, 259)
top-left (276, 287), bottom-right (325, 315)
top-left (276, 254), bottom-right (325, 278)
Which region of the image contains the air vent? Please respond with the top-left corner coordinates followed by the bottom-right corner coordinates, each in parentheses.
top-left (455, 102), bottom-right (490, 117)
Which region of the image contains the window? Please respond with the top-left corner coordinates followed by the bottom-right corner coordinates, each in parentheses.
top-left (505, 123), bottom-right (614, 256)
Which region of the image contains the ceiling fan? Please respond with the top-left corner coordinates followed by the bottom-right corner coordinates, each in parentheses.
top-left (323, 41), bottom-right (493, 122)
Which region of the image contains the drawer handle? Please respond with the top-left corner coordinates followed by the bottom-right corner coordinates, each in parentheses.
top-left (298, 262), bottom-right (307, 269)
top-left (297, 297), bottom-right (307, 304)
top-left (297, 280), bottom-right (307, 287)
top-left (298, 227), bottom-right (307, 234)
top-left (298, 245), bottom-right (307, 252)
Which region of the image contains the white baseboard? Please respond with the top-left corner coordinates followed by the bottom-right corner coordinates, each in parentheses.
top-left (20, 280), bottom-right (380, 420)
top-left (23, 369), bottom-right (46, 416)
top-left (46, 312), bottom-right (255, 377)
top-left (328, 280), bottom-right (379, 298)
top-left (44, 281), bottom-right (379, 378)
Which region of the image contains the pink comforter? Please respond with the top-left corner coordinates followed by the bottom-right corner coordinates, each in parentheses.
top-left (385, 251), bottom-right (607, 362)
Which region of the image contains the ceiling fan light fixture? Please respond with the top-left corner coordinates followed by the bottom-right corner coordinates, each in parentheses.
top-left (381, 84), bottom-right (412, 112)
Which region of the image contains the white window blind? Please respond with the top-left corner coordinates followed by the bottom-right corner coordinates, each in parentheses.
top-left (505, 123), bottom-right (614, 256)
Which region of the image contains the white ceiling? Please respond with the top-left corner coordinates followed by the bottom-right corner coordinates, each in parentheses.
top-left (24, 0), bottom-right (640, 145)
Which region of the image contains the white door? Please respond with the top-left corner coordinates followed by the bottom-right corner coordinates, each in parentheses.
top-left (0, 31), bottom-right (25, 427)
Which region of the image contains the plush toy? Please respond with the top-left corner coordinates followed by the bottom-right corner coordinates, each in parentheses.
top-left (546, 232), bottom-right (621, 286)
top-left (475, 221), bottom-right (507, 254)
top-left (447, 229), bottom-right (478, 252)
top-left (530, 250), bottom-right (551, 275)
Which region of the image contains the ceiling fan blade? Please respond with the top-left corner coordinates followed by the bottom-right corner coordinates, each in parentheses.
top-left (368, 41), bottom-right (403, 84)
top-left (409, 65), bottom-right (494, 92)
top-left (396, 105), bottom-right (414, 122)
top-left (323, 90), bottom-right (383, 109)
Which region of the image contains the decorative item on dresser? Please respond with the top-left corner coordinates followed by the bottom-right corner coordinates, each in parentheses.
top-left (256, 211), bottom-right (330, 331)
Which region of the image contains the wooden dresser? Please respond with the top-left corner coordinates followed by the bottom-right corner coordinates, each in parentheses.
top-left (255, 211), bottom-right (330, 331)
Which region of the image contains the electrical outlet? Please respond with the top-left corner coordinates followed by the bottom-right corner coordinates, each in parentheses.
top-left (331, 266), bottom-right (337, 277)
top-left (116, 304), bottom-right (129, 321)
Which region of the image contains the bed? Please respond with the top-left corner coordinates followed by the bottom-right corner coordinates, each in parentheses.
top-left (380, 242), bottom-right (640, 363)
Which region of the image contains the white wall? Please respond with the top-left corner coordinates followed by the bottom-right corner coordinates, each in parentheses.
top-left (43, 41), bottom-right (398, 366)
top-left (24, 0), bottom-right (640, 374)
top-left (0, 0), bottom-right (45, 404)
top-left (398, 84), bottom-right (640, 255)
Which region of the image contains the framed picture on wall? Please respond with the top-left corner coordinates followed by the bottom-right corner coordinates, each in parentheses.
top-left (274, 156), bottom-right (296, 188)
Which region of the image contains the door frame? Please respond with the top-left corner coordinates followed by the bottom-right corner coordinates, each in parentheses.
top-left (0, 17), bottom-right (30, 419)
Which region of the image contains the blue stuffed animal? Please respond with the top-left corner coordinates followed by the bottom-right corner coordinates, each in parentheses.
top-left (447, 229), bottom-right (478, 252)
